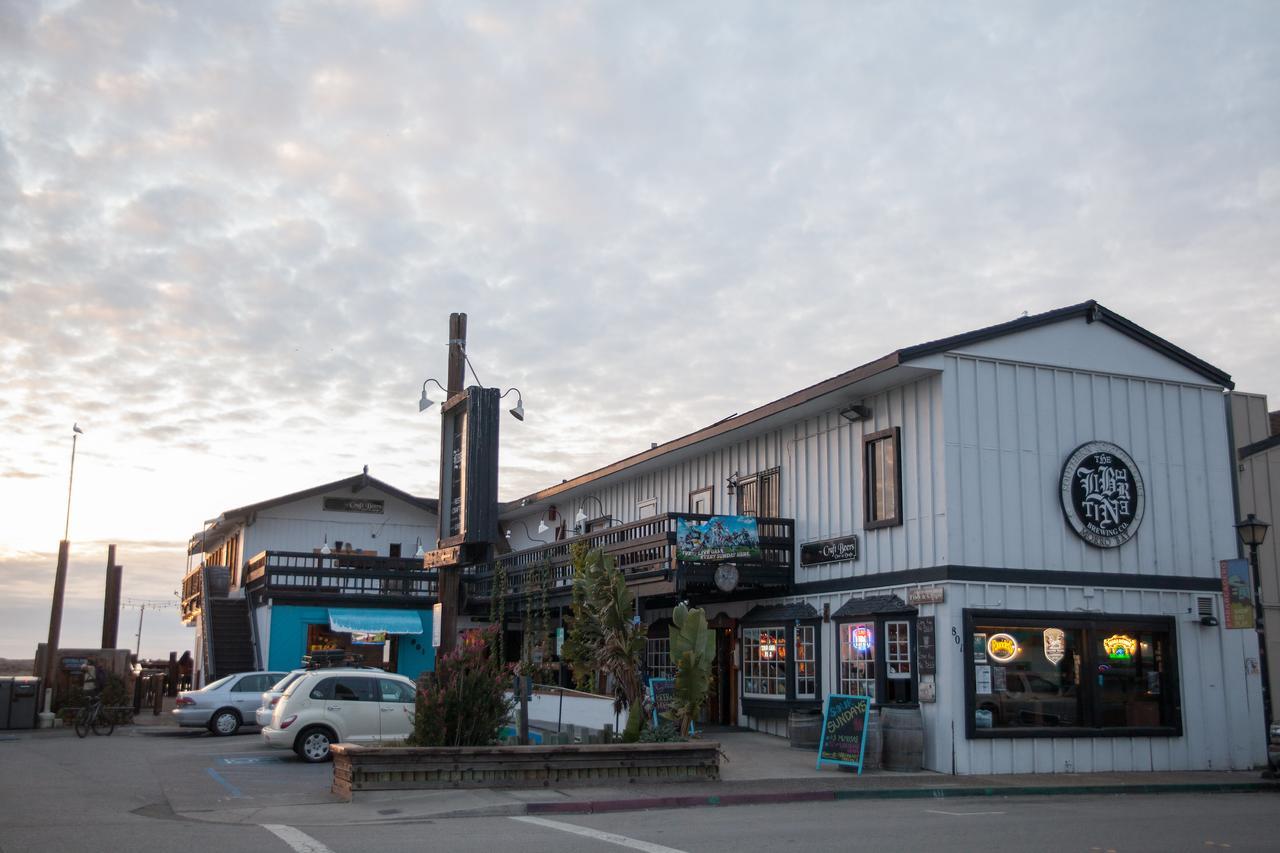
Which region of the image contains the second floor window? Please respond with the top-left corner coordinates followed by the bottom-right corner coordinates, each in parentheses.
top-left (864, 427), bottom-right (902, 528)
top-left (736, 468), bottom-right (780, 517)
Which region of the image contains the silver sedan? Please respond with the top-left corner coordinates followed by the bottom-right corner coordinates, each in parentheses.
top-left (173, 671), bottom-right (287, 735)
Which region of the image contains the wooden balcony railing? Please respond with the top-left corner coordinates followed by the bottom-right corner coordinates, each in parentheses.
top-left (467, 513), bottom-right (794, 602)
top-left (180, 564), bottom-right (204, 623)
top-left (242, 551), bottom-right (440, 603)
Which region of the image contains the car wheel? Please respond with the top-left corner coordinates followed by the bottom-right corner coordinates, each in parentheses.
top-left (209, 708), bottom-right (241, 736)
top-left (296, 726), bottom-right (334, 763)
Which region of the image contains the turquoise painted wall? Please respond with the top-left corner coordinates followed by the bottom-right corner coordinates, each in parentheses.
top-left (267, 605), bottom-right (435, 677)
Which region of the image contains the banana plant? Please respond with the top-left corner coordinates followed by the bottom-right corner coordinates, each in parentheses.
top-left (668, 602), bottom-right (714, 736)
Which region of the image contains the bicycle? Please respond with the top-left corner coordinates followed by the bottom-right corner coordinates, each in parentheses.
top-left (74, 695), bottom-right (115, 738)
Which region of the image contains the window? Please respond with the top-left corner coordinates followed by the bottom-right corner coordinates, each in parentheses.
top-left (646, 636), bottom-right (675, 680)
top-left (378, 678), bottom-right (415, 703)
top-left (794, 624), bottom-right (816, 699)
top-left (839, 623), bottom-right (876, 700)
top-left (886, 621), bottom-right (912, 680)
top-left (689, 487), bottom-right (713, 515)
top-left (863, 427), bottom-right (902, 528)
top-left (966, 610), bottom-right (1181, 738)
top-left (742, 626), bottom-right (787, 698)
top-left (637, 499), bottom-right (658, 519)
top-left (736, 468), bottom-right (780, 518)
top-left (332, 677), bottom-right (375, 702)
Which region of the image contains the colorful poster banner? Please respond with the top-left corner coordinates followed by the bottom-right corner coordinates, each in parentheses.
top-left (816, 693), bottom-right (872, 774)
top-left (648, 678), bottom-right (675, 728)
top-left (1220, 558), bottom-right (1255, 629)
top-left (647, 678), bottom-right (694, 734)
top-left (676, 515), bottom-right (761, 562)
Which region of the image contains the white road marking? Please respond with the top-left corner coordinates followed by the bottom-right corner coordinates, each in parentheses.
top-left (925, 809), bottom-right (1007, 816)
top-left (511, 816), bottom-right (690, 853)
top-left (263, 824), bottom-right (338, 853)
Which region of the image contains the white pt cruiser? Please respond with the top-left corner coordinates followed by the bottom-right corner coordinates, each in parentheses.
top-left (261, 668), bottom-right (417, 762)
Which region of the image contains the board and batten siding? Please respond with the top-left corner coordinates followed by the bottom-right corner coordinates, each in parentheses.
top-left (942, 355), bottom-right (1237, 577)
top-left (239, 489), bottom-right (439, 577)
top-left (507, 374), bottom-right (949, 578)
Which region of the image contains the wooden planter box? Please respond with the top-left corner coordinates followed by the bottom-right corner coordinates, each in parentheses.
top-left (331, 741), bottom-right (721, 799)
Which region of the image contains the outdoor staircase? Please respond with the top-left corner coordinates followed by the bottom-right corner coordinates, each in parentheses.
top-left (207, 597), bottom-right (256, 679)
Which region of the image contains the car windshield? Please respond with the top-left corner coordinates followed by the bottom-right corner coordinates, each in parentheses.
top-left (202, 674), bottom-right (235, 691)
top-left (269, 672), bottom-right (303, 692)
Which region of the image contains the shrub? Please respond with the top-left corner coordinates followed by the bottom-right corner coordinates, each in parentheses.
top-left (409, 626), bottom-right (515, 747)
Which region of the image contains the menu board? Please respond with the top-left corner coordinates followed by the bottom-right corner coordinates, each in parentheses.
top-left (816, 693), bottom-right (872, 773)
top-left (917, 616), bottom-right (936, 675)
top-left (648, 678), bottom-right (675, 727)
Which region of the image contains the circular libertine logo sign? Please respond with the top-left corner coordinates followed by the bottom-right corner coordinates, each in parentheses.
top-left (1061, 441), bottom-right (1145, 548)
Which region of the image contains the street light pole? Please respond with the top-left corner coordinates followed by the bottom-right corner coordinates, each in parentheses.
top-left (1235, 513), bottom-right (1272, 768)
top-left (42, 424), bottom-right (84, 725)
top-left (64, 423), bottom-right (82, 540)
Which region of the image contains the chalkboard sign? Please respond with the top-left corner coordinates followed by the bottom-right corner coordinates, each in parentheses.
top-left (816, 693), bottom-right (871, 773)
top-left (648, 678), bottom-right (675, 728)
top-left (917, 616), bottom-right (936, 675)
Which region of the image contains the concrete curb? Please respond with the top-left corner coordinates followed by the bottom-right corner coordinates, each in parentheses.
top-left (523, 780), bottom-right (1280, 817)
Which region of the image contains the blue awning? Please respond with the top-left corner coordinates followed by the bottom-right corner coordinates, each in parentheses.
top-left (327, 608), bottom-right (424, 635)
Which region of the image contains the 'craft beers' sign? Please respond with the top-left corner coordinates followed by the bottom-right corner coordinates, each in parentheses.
top-left (800, 535), bottom-right (859, 566)
top-left (816, 693), bottom-right (872, 774)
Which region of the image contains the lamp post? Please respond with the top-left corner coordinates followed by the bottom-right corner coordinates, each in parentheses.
top-left (42, 424), bottom-right (84, 724)
top-left (1235, 513), bottom-right (1272, 759)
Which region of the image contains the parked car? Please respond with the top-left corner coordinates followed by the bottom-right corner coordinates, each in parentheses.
top-left (173, 671), bottom-right (288, 735)
top-left (261, 669), bottom-right (417, 762)
top-left (254, 666), bottom-right (385, 727)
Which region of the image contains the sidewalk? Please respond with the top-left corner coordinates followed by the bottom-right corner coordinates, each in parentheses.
top-left (179, 728), bottom-right (1280, 826)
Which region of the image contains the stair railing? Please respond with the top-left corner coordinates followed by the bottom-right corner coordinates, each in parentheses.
top-left (199, 564), bottom-right (217, 683)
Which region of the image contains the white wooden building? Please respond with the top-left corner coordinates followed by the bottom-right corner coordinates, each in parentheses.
top-left (490, 301), bottom-right (1266, 774)
top-left (181, 470), bottom-right (440, 686)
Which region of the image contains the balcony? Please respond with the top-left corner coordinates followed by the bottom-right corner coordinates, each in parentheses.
top-left (466, 513), bottom-right (794, 604)
top-left (242, 551), bottom-right (440, 606)
top-left (179, 562), bottom-right (231, 624)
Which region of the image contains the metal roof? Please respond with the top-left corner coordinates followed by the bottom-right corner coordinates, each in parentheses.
top-left (832, 594), bottom-right (913, 619)
top-left (741, 602), bottom-right (820, 623)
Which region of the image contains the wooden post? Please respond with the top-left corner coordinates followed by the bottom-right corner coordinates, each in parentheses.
top-left (447, 312), bottom-right (467, 396)
top-left (167, 651), bottom-right (179, 698)
top-left (44, 540), bottom-right (70, 699)
top-left (101, 544), bottom-right (122, 649)
top-left (436, 312), bottom-right (466, 656)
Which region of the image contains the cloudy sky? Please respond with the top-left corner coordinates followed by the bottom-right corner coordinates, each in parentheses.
top-left (2, 1), bottom-right (1277, 659)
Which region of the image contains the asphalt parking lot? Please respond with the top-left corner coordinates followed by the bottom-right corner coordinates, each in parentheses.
top-left (132, 727), bottom-right (341, 813)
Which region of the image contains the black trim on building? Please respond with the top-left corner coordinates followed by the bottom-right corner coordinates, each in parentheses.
top-left (1239, 433), bottom-right (1280, 460)
top-left (792, 565), bottom-right (1222, 597)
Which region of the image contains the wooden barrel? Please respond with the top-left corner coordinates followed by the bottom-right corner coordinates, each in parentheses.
top-left (788, 709), bottom-right (822, 750)
top-left (880, 706), bottom-right (923, 771)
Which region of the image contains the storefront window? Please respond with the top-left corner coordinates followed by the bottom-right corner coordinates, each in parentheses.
top-left (742, 626), bottom-right (787, 697)
top-left (966, 610), bottom-right (1180, 737)
top-left (795, 625), bottom-right (816, 698)
top-left (839, 622), bottom-right (876, 700)
top-left (886, 621), bottom-right (911, 680)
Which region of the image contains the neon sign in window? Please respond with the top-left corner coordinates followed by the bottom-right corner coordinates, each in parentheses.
top-left (1103, 634), bottom-right (1137, 660)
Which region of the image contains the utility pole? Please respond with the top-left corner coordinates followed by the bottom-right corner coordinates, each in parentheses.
top-left (436, 312), bottom-right (466, 656)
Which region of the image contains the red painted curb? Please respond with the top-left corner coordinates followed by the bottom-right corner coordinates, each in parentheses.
top-left (525, 789), bottom-right (838, 815)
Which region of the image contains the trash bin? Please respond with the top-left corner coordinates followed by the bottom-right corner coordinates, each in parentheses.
top-left (8, 677), bottom-right (41, 730)
top-left (0, 677), bottom-right (12, 729)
